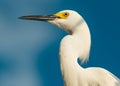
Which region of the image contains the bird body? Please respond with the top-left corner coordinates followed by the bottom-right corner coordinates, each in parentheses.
top-left (20, 10), bottom-right (120, 86)
top-left (59, 14), bottom-right (119, 86)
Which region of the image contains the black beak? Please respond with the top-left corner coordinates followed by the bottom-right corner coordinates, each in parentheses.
top-left (19, 15), bottom-right (60, 21)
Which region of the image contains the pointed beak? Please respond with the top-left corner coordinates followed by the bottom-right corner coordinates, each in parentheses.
top-left (19, 15), bottom-right (60, 21)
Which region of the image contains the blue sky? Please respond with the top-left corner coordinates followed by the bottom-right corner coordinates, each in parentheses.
top-left (0, 0), bottom-right (120, 86)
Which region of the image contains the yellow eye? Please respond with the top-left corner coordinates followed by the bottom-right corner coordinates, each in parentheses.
top-left (54, 12), bottom-right (69, 19)
top-left (63, 12), bottom-right (69, 17)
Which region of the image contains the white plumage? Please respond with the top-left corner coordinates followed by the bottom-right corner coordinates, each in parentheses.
top-left (20, 10), bottom-right (120, 86)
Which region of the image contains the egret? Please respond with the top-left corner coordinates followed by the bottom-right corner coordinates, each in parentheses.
top-left (19, 10), bottom-right (120, 86)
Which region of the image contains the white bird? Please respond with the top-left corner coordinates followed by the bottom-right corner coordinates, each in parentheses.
top-left (19, 10), bottom-right (120, 86)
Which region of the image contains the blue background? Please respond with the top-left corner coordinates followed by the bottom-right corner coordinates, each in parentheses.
top-left (0, 0), bottom-right (120, 86)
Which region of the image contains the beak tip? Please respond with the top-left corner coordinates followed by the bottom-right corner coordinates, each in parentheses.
top-left (18, 16), bottom-right (25, 20)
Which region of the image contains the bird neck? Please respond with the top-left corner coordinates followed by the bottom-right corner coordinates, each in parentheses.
top-left (59, 21), bottom-right (91, 86)
top-left (73, 21), bottom-right (91, 63)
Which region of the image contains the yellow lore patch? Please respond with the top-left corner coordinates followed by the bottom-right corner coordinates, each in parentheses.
top-left (54, 12), bottom-right (69, 19)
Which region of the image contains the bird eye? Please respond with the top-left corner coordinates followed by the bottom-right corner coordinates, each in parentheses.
top-left (63, 12), bottom-right (69, 17)
top-left (54, 12), bottom-right (69, 19)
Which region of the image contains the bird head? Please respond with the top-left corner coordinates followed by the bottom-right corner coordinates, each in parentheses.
top-left (19, 10), bottom-right (84, 34)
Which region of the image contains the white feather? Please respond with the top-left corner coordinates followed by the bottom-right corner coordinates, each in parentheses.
top-left (49, 10), bottom-right (120, 86)
top-left (22, 10), bottom-right (120, 86)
